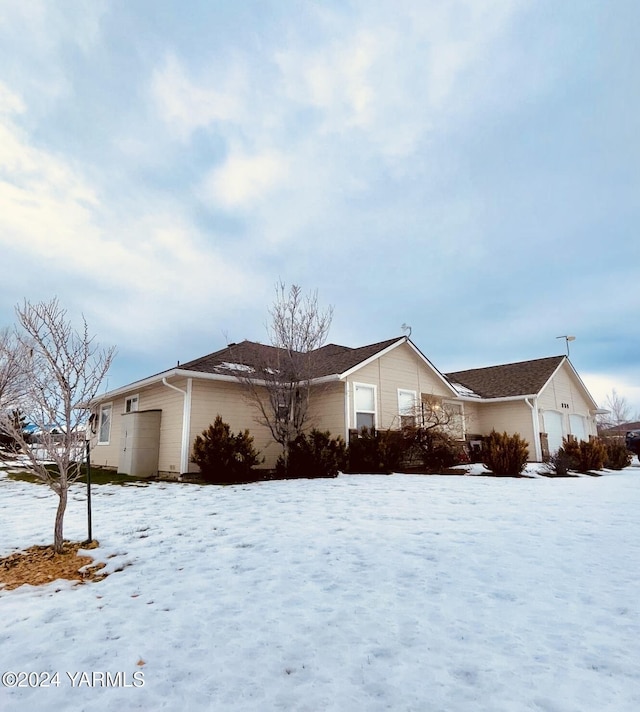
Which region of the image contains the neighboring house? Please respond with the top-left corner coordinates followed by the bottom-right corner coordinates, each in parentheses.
top-left (446, 356), bottom-right (601, 461)
top-left (89, 337), bottom-right (602, 478)
top-left (598, 421), bottom-right (640, 438)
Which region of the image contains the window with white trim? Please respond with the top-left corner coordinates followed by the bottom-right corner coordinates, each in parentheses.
top-left (98, 403), bottom-right (112, 444)
top-left (125, 395), bottom-right (139, 413)
top-left (398, 389), bottom-right (417, 428)
top-left (354, 383), bottom-right (376, 431)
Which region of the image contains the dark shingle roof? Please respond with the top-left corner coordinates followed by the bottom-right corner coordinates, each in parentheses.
top-left (599, 421), bottom-right (640, 436)
top-left (177, 337), bottom-right (403, 380)
top-left (446, 355), bottom-right (565, 399)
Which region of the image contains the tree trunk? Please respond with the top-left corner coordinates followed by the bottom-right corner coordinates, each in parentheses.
top-left (54, 486), bottom-right (68, 554)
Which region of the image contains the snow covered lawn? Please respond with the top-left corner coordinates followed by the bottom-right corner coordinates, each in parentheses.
top-left (1, 467), bottom-right (640, 711)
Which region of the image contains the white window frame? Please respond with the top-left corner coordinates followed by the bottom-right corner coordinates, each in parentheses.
top-left (398, 389), bottom-right (417, 428)
top-left (98, 402), bottom-right (113, 445)
top-left (125, 394), bottom-right (139, 413)
top-left (353, 382), bottom-right (377, 431)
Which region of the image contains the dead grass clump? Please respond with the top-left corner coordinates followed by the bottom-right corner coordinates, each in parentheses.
top-left (0, 540), bottom-right (108, 591)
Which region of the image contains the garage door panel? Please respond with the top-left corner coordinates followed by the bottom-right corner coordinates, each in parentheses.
top-left (543, 410), bottom-right (564, 454)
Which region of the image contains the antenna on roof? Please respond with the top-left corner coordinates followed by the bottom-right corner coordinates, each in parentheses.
top-left (556, 335), bottom-right (576, 357)
top-left (401, 323), bottom-right (412, 338)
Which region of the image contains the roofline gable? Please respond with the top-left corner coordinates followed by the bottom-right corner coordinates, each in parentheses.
top-left (339, 337), bottom-right (459, 396)
top-left (538, 356), bottom-right (600, 410)
top-left (338, 337), bottom-right (406, 378)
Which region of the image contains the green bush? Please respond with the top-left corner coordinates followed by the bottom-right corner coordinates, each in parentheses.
top-left (191, 415), bottom-right (262, 483)
top-left (275, 429), bottom-right (347, 479)
top-left (482, 430), bottom-right (529, 476)
top-left (347, 427), bottom-right (407, 474)
top-left (561, 436), bottom-right (606, 473)
top-left (603, 439), bottom-right (632, 470)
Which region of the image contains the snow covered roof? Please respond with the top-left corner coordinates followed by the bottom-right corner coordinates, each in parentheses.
top-left (448, 381), bottom-right (482, 399)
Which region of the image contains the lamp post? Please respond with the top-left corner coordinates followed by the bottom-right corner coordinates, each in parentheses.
top-left (85, 438), bottom-right (92, 543)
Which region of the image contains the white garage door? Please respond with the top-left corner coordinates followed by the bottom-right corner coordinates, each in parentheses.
top-left (569, 414), bottom-right (587, 442)
top-left (543, 411), bottom-right (564, 454)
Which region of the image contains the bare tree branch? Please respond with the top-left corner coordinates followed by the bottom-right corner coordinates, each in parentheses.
top-left (597, 388), bottom-right (633, 433)
top-left (0, 298), bottom-right (116, 552)
top-left (0, 327), bottom-right (28, 409)
top-left (235, 283), bottom-right (333, 467)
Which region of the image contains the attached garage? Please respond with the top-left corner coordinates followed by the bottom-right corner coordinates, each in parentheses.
top-left (543, 410), bottom-right (564, 454)
top-left (569, 414), bottom-right (588, 442)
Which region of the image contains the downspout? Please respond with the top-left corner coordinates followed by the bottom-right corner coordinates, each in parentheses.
top-left (344, 380), bottom-right (350, 442)
top-left (162, 377), bottom-right (193, 475)
top-left (525, 397), bottom-right (542, 462)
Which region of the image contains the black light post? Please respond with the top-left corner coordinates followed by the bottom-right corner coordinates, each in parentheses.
top-left (85, 439), bottom-right (93, 542)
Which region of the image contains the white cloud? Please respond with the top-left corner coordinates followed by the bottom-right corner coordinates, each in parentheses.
top-left (151, 54), bottom-right (245, 140)
top-left (0, 86), bottom-right (262, 349)
top-left (201, 150), bottom-right (290, 209)
top-left (0, 84), bottom-right (25, 116)
top-left (581, 373), bottom-right (640, 417)
top-left (0, 2), bottom-right (106, 105)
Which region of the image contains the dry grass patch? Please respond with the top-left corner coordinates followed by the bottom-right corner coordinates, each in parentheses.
top-left (0, 540), bottom-right (108, 591)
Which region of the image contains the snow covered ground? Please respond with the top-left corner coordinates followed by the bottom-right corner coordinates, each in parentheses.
top-left (1, 464), bottom-right (639, 711)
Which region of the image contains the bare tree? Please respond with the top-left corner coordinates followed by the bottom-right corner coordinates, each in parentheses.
top-left (0, 327), bottom-right (27, 408)
top-left (0, 299), bottom-right (115, 553)
top-left (597, 388), bottom-right (634, 433)
top-left (236, 283), bottom-right (333, 466)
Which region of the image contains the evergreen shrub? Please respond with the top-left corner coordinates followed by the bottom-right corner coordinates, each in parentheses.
top-left (191, 415), bottom-right (262, 483)
top-left (561, 435), bottom-right (606, 473)
top-left (275, 429), bottom-right (347, 479)
top-left (482, 430), bottom-right (529, 476)
top-left (603, 439), bottom-right (632, 470)
top-left (347, 427), bottom-right (407, 474)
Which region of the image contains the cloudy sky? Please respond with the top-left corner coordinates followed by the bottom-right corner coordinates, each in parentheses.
top-left (1, 1), bottom-right (638, 413)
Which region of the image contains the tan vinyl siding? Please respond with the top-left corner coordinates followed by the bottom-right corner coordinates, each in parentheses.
top-left (307, 382), bottom-right (346, 439)
top-left (91, 380), bottom-right (185, 474)
top-left (91, 400), bottom-right (120, 469)
top-left (473, 401), bottom-right (536, 453)
top-left (345, 342), bottom-right (454, 431)
top-left (189, 379), bottom-right (281, 469)
top-left (461, 401), bottom-right (482, 435)
top-left (139, 380), bottom-right (184, 475)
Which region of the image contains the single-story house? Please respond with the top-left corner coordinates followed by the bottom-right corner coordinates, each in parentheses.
top-left (88, 336), bottom-right (602, 478)
top-left (445, 356), bottom-right (601, 461)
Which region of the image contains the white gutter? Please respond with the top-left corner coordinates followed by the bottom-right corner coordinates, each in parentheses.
top-left (525, 396), bottom-right (542, 461)
top-left (91, 368), bottom-right (341, 405)
top-left (162, 377), bottom-right (193, 475)
top-left (454, 393), bottom-right (538, 404)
